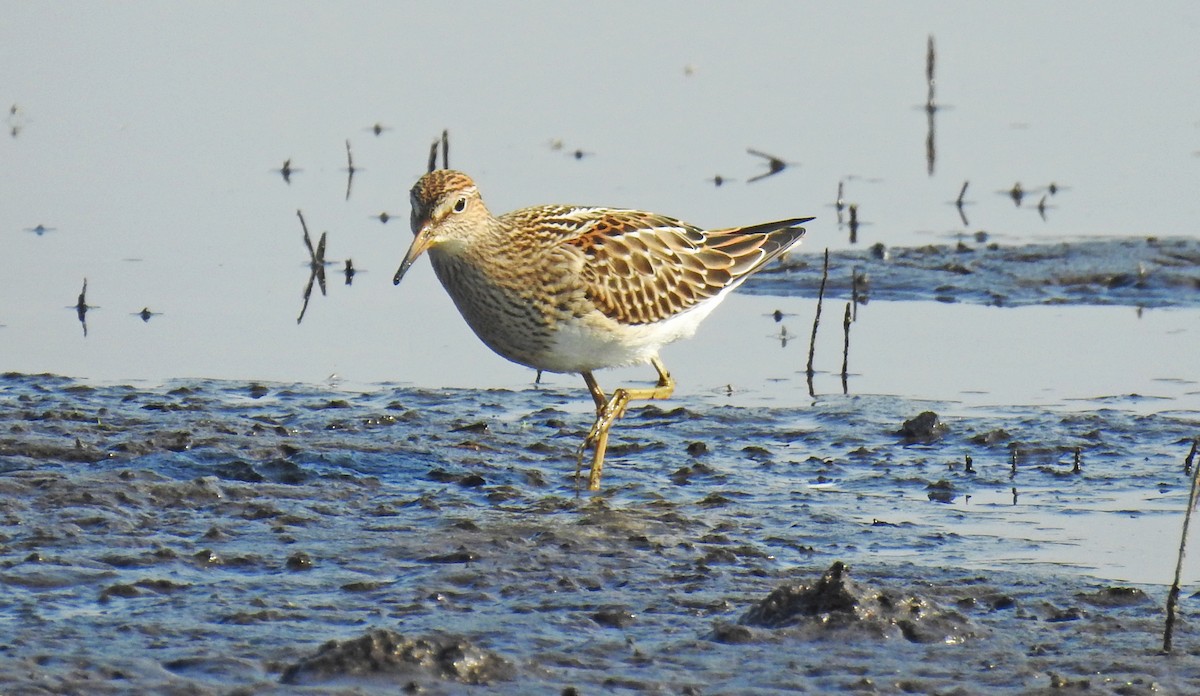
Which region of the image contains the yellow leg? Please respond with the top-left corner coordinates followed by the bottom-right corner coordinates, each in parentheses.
top-left (576, 357), bottom-right (675, 491)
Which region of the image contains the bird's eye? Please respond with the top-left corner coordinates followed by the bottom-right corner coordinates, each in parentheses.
top-left (452, 197), bottom-right (467, 213)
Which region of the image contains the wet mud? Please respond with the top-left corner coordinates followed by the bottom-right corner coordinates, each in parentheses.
top-left (3, 373), bottom-right (1200, 693)
top-left (756, 237), bottom-right (1200, 307)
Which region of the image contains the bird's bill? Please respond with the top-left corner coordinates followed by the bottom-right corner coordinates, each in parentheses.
top-left (393, 225), bottom-right (434, 285)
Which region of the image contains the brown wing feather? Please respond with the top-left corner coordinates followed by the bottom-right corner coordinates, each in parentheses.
top-left (555, 209), bottom-right (810, 325)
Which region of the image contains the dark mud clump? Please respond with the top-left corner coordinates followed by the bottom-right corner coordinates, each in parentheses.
top-left (722, 561), bottom-right (974, 644)
top-left (898, 410), bottom-right (947, 443)
top-left (281, 628), bottom-right (515, 687)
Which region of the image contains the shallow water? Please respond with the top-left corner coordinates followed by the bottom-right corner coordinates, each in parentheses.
top-left (4, 3), bottom-right (1200, 389)
top-left (2, 373), bottom-right (1200, 692)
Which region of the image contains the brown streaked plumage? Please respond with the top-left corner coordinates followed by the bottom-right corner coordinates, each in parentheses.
top-left (394, 169), bottom-right (812, 490)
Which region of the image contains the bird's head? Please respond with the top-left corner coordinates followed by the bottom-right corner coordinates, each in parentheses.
top-left (394, 169), bottom-right (489, 285)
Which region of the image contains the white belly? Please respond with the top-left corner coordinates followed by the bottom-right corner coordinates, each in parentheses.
top-left (537, 297), bottom-right (723, 373)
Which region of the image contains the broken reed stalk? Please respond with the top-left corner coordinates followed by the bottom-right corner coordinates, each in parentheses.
top-left (840, 302), bottom-right (851, 394)
top-left (296, 209), bottom-right (309, 239)
top-left (426, 139), bottom-right (438, 173)
top-left (806, 248), bottom-right (830, 377)
top-left (840, 302), bottom-right (851, 378)
top-left (1164, 438), bottom-right (1200, 653)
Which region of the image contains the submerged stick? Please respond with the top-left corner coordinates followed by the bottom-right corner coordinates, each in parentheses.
top-left (1165, 438), bottom-right (1200, 653)
top-left (807, 248), bottom-right (830, 378)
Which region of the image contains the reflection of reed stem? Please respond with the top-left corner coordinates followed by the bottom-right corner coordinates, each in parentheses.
top-left (850, 268), bottom-right (859, 321)
top-left (806, 249), bottom-right (829, 378)
top-left (1164, 439), bottom-right (1200, 652)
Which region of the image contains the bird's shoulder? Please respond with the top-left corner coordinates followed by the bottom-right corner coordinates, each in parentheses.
top-left (498, 205), bottom-right (707, 253)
